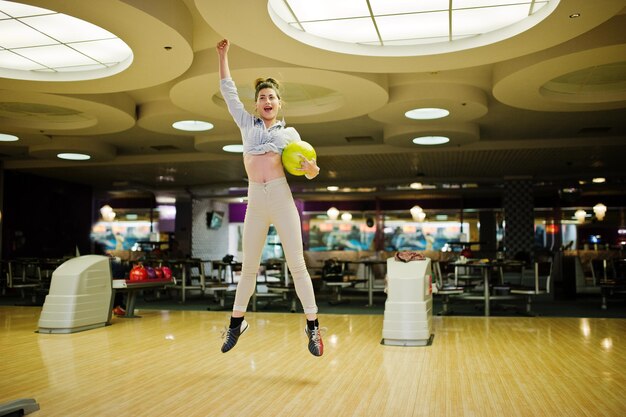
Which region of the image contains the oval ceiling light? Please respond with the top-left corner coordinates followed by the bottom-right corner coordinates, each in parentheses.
top-left (222, 144), bottom-right (244, 153)
top-left (267, 0), bottom-right (557, 56)
top-left (0, 0), bottom-right (133, 81)
top-left (405, 108), bottom-right (450, 120)
top-left (327, 186), bottom-right (339, 192)
top-left (172, 120), bottom-right (214, 132)
top-left (30, 137), bottom-right (116, 161)
top-left (0, 133), bottom-right (19, 141)
top-left (592, 177), bottom-right (606, 183)
top-left (412, 136), bottom-right (450, 145)
top-left (57, 152), bottom-right (91, 161)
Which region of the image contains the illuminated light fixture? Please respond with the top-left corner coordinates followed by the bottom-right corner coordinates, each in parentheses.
top-left (156, 196), bottom-right (176, 204)
top-left (327, 186), bottom-right (339, 192)
top-left (268, 0), bottom-right (555, 55)
top-left (574, 209), bottom-right (587, 223)
top-left (593, 203), bottom-right (607, 221)
top-left (172, 120), bottom-right (214, 132)
top-left (592, 177), bottom-right (606, 184)
top-left (0, 133), bottom-right (18, 141)
top-left (409, 182), bottom-right (423, 190)
top-left (412, 136), bottom-right (450, 145)
top-left (0, 1), bottom-right (133, 81)
top-left (57, 152), bottom-right (90, 160)
top-left (545, 224), bottom-right (559, 234)
top-left (327, 206), bottom-right (339, 220)
top-left (100, 204), bottom-right (116, 222)
top-left (341, 212), bottom-right (352, 221)
top-left (405, 108), bottom-right (449, 120)
top-left (410, 205), bottom-right (426, 222)
top-left (569, 13), bottom-right (581, 18)
top-left (222, 144), bottom-right (244, 153)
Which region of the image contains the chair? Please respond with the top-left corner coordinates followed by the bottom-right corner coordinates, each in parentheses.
top-left (453, 263), bottom-right (484, 289)
top-left (433, 261), bottom-right (463, 315)
top-left (511, 260), bottom-right (552, 315)
top-left (321, 258), bottom-right (353, 304)
top-left (3, 259), bottom-right (42, 304)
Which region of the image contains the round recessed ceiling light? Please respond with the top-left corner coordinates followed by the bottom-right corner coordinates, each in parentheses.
top-left (592, 177), bottom-right (606, 183)
top-left (57, 152), bottom-right (91, 160)
top-left (222, 144), bottom-right (244, 153)
top-left (172, 120), bottom-right (214, 132)
top-left (412, 136), bottom-right (450, 145)
top-left (0, 133), bottom-right (19, 141)
top-left (405, 108), bottom-right (450, 120)
top-left (0, 1), bottom-right (133, 81)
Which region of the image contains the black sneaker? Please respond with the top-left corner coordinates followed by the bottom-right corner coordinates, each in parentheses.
top-left (305, 325), bottom-right (324, 357)
top-left (221, 319), bottom-right (248, 353)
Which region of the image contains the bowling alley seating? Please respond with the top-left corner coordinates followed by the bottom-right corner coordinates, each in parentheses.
top-left (2, 258), bottom-right (42, 304)
top-left (510, 259), bottom-right (553, 315)
top-left (432, 260), bottom-right (464, 315)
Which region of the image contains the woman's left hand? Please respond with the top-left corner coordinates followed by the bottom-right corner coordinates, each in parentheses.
top-left (297, 154), bottom-right (320, 179)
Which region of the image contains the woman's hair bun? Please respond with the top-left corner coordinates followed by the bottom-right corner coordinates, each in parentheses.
top-left (255, 77), bottom-right (280, 90)
top-left (254, 77), bottom-right (281, 100)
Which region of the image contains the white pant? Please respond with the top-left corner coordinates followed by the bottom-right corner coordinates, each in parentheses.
top-left (233, 177), bottom-right (318, 314)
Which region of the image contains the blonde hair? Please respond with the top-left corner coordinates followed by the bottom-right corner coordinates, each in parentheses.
top-left (254, 77), bottom-right (281, 101)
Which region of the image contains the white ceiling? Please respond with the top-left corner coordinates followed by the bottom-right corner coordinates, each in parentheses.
top-left (0, 0), bottom-right (625, 202)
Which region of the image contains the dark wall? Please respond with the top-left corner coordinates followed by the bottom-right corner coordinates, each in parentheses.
top-left (2, 171), bottom-right (93, 259)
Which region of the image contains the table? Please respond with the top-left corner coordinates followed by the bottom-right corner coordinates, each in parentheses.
top-left (347, 259), bottom-right (387, 307)
top-left (452, 261), bottom-right (517, 316)
top-left (111, 279), bottom-right (175, 320)
top-left (212, 260), bottom-right (242, 284)
top-left (165, 258), bottom-right (208, 302)
top-left (261, 258), bottom-right (290, 285)
top-left (599, 279), bottom-right (626, 310)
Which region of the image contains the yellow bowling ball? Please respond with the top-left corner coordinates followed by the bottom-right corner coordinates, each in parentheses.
top-left (282, 141), bottom-right (316, 176)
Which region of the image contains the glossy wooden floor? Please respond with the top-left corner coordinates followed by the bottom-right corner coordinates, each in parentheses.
top-left (1, 306), bottom-right (625, 417)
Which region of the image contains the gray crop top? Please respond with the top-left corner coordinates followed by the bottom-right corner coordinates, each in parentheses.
top-left (220, 77), bottom-right (301, 155)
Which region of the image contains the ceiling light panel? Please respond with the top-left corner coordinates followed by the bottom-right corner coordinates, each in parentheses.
top-left (301, 19), bottom-right (379, 44)
top-left (0, 1), bottom-right (50, 17)
top-left (269, 0), bottom-right (555, 54)
top-left (286, 0), bottom-right (370, 22)
top-left (376, 12), bottom-right (449, 42)
top-left (453, 0), bottom-right (513, 7)
top-left (0, 0), bottom-right (133, 80)
top-left (0, 50), bottom-right (45, 70)
top-left (452, 5), bottom-right (531, 37)
top-left (369, 0), bottom-right (450, 15)
top-left (70, 39), bottom-right (131, 64)
top-left (17, 44), bottom-right (97, 68)
top-left (269, 0), bottom-right (294, 23)
top-left (0, 20), bottom-right (55, 48)
top-left (23, 14), bottom-right (116, 43)
top-left (53, 64), bottom-right (107, 73)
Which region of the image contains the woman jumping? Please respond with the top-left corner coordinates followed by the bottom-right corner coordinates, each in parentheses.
top-left (216, 39), bottom-right (323, 357)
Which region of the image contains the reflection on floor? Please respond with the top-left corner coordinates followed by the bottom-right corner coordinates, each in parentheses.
top-left (1, 307), bottom-right (625, 417)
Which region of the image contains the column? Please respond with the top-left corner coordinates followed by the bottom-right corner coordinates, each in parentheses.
top-left (503, 178), bottom-right (535, 258)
